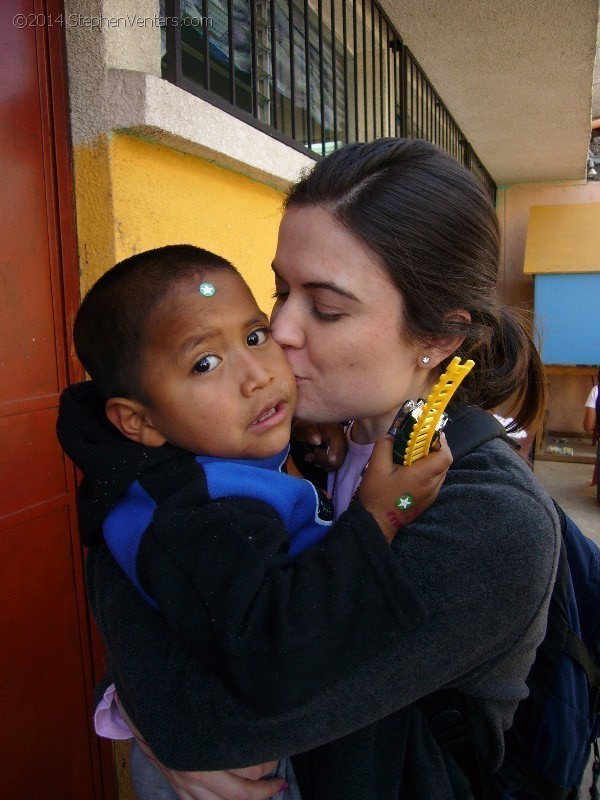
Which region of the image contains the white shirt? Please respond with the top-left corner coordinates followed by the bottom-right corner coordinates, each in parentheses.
top-left (585, 385), bottom-right (598, 408)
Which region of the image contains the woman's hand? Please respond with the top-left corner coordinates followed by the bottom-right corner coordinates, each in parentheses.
top-left (135, 736), bottom-right (285, 800)
top-left (121, 698), bottom-right (286, 800)
top-left (359, 433), bottom-right (452, 542)
top-left (150, 763), bottom-right (285, 800)
top-left (291, 420), bottom-right (347, 471)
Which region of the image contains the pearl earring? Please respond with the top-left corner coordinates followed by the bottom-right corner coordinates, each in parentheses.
top-left (421, 356), bottom-right (430, 364)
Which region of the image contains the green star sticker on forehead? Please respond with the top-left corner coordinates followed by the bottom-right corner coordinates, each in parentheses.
top-left (199, 282), bottom-right (216, 296)
top-left (396, 494), bottom-right (414, 510)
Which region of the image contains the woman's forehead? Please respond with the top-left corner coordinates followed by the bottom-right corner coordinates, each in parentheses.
top-left (275, 207), bottom-right (389, 286)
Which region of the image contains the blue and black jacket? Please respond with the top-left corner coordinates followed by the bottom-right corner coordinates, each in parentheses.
top-left (57, 381), bottom-right (426, 713)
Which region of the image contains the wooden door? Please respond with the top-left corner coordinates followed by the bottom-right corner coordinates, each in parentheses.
top-left (0, 1), bottom-right (116, 797)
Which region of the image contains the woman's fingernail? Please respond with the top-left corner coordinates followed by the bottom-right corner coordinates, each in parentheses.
top-left (279, 781), bottom-right (289, 791)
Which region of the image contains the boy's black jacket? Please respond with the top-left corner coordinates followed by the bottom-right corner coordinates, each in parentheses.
top-left (57, 380), bottom-right (427, 713)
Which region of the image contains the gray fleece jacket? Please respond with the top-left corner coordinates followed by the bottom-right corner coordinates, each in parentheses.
top-left (86, 438), bottom-right (559, 799)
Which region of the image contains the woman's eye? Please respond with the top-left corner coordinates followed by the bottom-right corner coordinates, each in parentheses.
top-left (192, 354), bottom-right (221, 374)
top-left (312, 306), bottom-right (343, 322)
top-left (271, 290), bottom-right (289, 302)
top-left (247, 327), bottom-right (270, 346)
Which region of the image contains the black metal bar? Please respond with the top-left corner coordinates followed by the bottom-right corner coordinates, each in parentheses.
top-left (425, 79), bottom-right (429, 140)
top-left (202, 0), bottom-right (209, 90)
top-left (428, 79), bottom-right (432, 141)
top-left (250, 0), bottom-right (258, 118)
top-left (386, 20), bottom-right (391, 136)
top-left (270, 0), bottom-right (278, 129)
top-left (362, 0), bottom-right (368, 140)
top-left (342, 0), bottom-right (349, 143)
top-left (331, 0), bottom-right (337, 149)
top-left (371, 0), bottom-right (376, 139)
top-left (304, 0), bottom-right (312, 148)
top-left (227, 0), bottom-right (235, 105)
top-left (422, 71), bottom-right (426, 138)
top-left (380, 12), bottom-right (384, 137)
top-left (288, 0), bottom-right (296, 140)
top-left (353, 0), bottom-right (358, 141)
top-left (409, 56), bottom-right (415, 139)
top-left (318, 0), bottom-right (325, 154)
top-left (164, 0), bottom-right (182, 86)
top-left (400, 42), bottom-right (407, 137)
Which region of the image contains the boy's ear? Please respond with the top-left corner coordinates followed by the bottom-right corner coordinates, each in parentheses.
top-left (420, 309), bottom-right (471, 369)
top-left (105, 397), bottom-right (167, 447)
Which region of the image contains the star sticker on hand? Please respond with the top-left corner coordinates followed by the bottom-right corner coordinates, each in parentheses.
top-left (396, 494), bottom-right (414, 510)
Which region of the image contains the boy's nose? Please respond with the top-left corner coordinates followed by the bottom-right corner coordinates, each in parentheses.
top-left (239, 354), bottom-right (274, 397)
top-left (270, 302), bottom-right (305, 349)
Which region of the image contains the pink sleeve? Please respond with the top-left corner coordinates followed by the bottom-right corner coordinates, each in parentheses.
top-left (94, 683), bottom-right (134, 740)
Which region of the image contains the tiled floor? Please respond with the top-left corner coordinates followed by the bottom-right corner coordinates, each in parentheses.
top-left (534, 459), bottom-right (599, 543)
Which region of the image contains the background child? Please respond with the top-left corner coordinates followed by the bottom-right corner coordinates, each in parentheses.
top-left (58, 244), bottom-right (451, 797)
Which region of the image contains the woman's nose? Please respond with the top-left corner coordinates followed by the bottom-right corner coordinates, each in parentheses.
top-left (270, 301), bottom-right (305, 349)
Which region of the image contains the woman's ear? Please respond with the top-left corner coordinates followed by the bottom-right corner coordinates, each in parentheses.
top-left (419, 309), bottom-right (471, 369)
top-left (105, 398), bottom-right (167, 447)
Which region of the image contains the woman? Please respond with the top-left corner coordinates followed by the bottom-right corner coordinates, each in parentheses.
top-left (87, 138), bottom-right (560, 800)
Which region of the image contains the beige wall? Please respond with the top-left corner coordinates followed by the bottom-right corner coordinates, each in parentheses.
top-left (497, 179), bottom-right (600, 308)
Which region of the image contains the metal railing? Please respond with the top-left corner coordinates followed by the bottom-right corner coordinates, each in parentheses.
top-left (161, 0), bottom-right (496, 199)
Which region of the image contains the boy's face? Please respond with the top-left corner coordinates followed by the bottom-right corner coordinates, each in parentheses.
top-left (137, 270), bottom-right (296, 458)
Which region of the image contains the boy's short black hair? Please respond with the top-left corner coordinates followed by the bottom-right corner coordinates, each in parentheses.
top-left (74, 245), bottom-right (238, 400)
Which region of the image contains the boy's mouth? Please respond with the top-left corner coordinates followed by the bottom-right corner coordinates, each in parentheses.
top-left (249, 400), bottom-right (288, 430)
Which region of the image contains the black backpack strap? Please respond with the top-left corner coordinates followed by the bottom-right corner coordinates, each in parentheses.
top-left (443, 405), bottom-right (515, 464)
top-left (419, 689), bottom-right (489, 800)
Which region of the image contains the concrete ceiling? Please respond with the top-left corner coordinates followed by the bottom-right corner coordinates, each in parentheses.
top-left (378, 0), bottom-right (600, 185)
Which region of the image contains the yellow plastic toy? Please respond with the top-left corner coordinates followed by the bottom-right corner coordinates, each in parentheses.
top-left (400, 357), bottom-right (475, 466)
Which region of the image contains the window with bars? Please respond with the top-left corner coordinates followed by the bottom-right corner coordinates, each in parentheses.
top-left (160, 0), bottom-right (496, 199)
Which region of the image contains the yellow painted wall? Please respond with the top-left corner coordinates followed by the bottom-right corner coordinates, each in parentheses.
top-left (73, 133), bottom-right (285, 313)
top-left (523, 203), bottom-right (600, 274)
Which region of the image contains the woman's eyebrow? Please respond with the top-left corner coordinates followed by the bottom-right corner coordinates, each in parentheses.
top-left (303, 281), bottom-right (360, 302)
top-left (271, 264), bottom-right (359, 302)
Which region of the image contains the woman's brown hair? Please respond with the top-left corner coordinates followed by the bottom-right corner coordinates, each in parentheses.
top-left (285, 138), bottom-right (546, 432)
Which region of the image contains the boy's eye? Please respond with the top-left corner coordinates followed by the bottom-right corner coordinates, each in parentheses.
top-left (247, 327), bottom-right (270, 346)
top-left (193, 354), bottom-right (221, 374)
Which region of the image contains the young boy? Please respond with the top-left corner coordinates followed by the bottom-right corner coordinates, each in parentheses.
top-left (57, 245), bottom-right (450, 796)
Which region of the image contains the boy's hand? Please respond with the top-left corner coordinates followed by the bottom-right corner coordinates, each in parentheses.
top-left (291, 420), bottom-right (347, 471)
top-left (359, 434), bottom-right (452, 543)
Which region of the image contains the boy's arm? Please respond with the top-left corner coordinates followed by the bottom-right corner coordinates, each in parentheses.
top-left (135, 488), bottom-right (426, 713)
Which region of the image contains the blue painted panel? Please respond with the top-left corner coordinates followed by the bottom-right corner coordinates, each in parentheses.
top-left (534, 273), bottom-right (600, 365)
